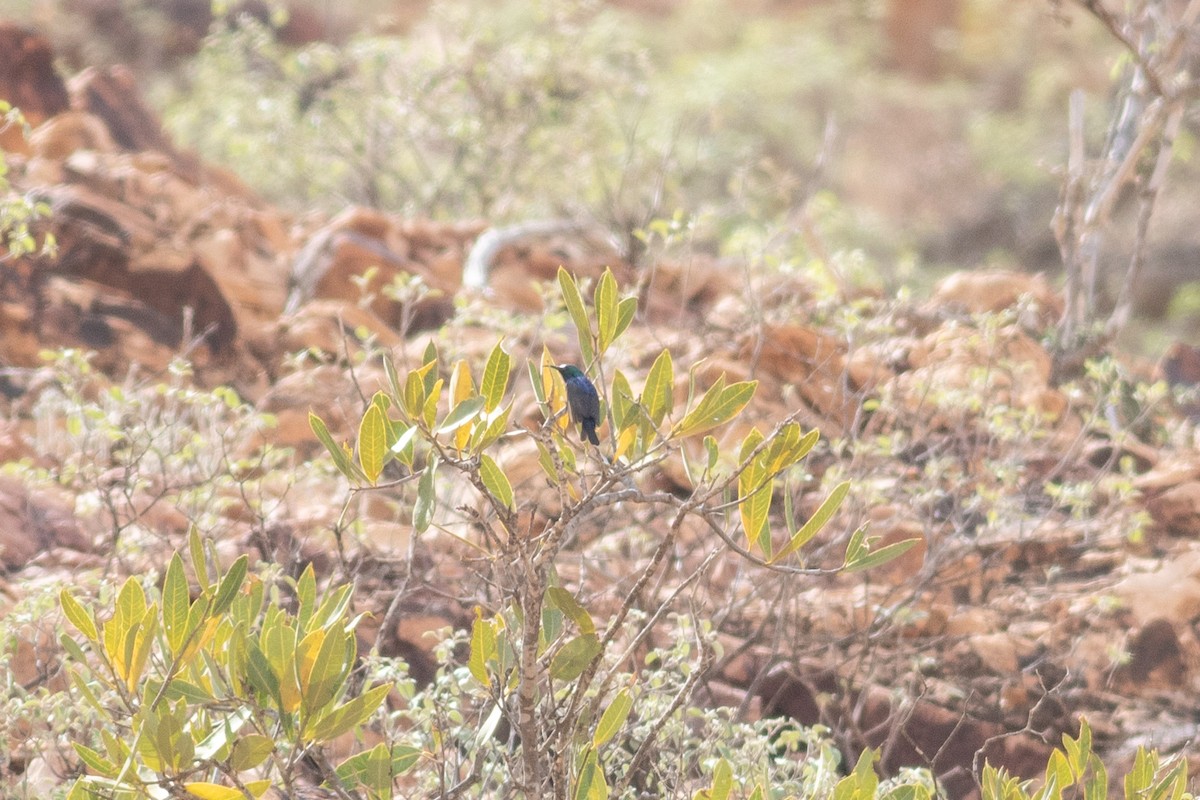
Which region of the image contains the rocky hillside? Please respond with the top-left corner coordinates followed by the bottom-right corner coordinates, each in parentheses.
top-left (3, 19), bottom-right (1200, 799)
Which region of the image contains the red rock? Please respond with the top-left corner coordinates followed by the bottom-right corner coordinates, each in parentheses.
top-left (0, 477), bottom-right (91, 570)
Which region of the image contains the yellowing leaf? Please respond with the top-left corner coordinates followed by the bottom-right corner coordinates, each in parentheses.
top-left (593, 688), bottom-right (632, 748)
top-left (307, 684), bottom-right (391, 744)
top-left (449, 358), bottom-right (476, 451)
top-left (772, 481), bottom-right (850, 564)
top-left (357, 404), bottom-right (387, 485)
top-left (481, 342), bottom-right (511, 412)
top-left (595, 268), bottom-right (618, 354)
top-left (422, 378), bottom-right (444, 429)
top-left (614, 295), bottom-right (637, 341)
top-left (162, 553), bottom-right (189, 657)
top-left (469, 607), bottom-right (496, 687)
top-left (739, 470), bottom-right (773, 556)
top-left (642, 349), bottom-right (674, 427)
top-left (183, 783), bottom-right (245, 800)
top-left (449, 358), bottom-right (474, 407)
top-left (710, 758), bottom-right (733, 800)
top-left (615, 425), bottom-right (637, 461)
top-left (479, 453), bottom-right (514, 510)
top-left (60, 590), bottom-right (97, 642)
top-left (558, 267), bottom-right (595, 365)
top-left (310, 412), bottom-right (364, 482)
top-left (674, 377), bottom-right (757, 439)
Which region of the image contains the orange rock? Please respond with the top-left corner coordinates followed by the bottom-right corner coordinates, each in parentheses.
top-left (0, 23), bottom-right (70, 154)
top-left (1144, 481), bottom-right (1200, 535)
top-left (932, 269), bottom-right (1063, 321)
top-left (1114, 548), bottom-right (1200, 626)
top-left (28, 111), bottom-right (117, 159)
top-left (0, 477), bottom-right (92, 570)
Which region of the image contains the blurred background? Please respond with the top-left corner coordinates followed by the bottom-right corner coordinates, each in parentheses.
top-left (8, 0), bottom-right (1198, 350)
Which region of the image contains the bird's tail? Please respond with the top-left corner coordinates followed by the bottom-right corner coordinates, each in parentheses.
top-left (583, 421), bottom-right (600, 446)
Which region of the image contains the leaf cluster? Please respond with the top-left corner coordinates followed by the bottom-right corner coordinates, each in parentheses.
top-left (60, 530), bottom-right (408, 800)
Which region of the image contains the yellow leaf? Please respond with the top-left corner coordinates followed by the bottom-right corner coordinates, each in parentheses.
top-left (184, 782), bottom-right (244, 800)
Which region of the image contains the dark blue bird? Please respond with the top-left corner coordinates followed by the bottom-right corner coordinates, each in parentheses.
top-left (552, 364), bottom-right (600, 445)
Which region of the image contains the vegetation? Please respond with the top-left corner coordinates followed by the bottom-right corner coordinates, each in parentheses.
top-left (155, 0), bottom-right (1113, 270)
top-left (35, 270), bottom-right (921, 799)
top-left (4, 0), bottom-right (1200, 797)
top-left (0, 103), bottom-right (55, 260)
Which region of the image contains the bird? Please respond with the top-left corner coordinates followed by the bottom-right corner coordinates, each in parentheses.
top-left (551, 364), bottom-right (601, 445)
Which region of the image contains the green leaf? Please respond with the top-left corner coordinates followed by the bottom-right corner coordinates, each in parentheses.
top-left (60, 590), bottom-right (97, 642)
top-left (390, 423), bottom-right (418, 467)
top-left (162, 552), bottom-right (189, 657)
top-left (401, 360), bottom-right (437, 423)
top-left (479, 453), bottom-right (515, 510)
top-left (383, 352), bottom-right (403, 400)
top-left (311, 582), bottom-right (355, 634)
top-left (438, 395), bottom-right (485, 435)
top-left (844, 533), bottom-right (921, 573)
top-left (58, 632), bottom-right (87, 664)
top-left (615, 295), bottom-right (638, 341)
top-left (574, 750), bottom-right (608, 800)
top-left (358, 401), bottom-right (388, 485)
top-left (116, 576), bottom-right (148, 623)
top-left (528, 358), bottom-right (547, 405)
top-left (833, 748), bottom-right (880, 799)
top-left (710, 758), bottom-right (733, 800)
top-left (595, 268), bottom-right (619, 353)
top-left (558, 267), bottom-right (595, 365)
top-left (593, 688), bottom-right (632, 748)
top-left (738, 428), bottom-right (770, 554)
top-left (481, 342), bottom-right (512, 412)
top-left (469, 607), bottom-right (497, 687)
top-left (413, 458), bottom-right (437, 533)
top-left (339, 743), bottom-right (390, 800)
top-left (550, 634), bottom-right (601, 682)
top-left (125, 611), bottom-right (157, 693)
top-left (161, 678), bottom-right (213, 704)
top-left (881, 786), bottom-right (932, 800)
top-left (298, 628), bottom-right (350, 714)
top-left (703, 435), bottom-right (719, 473)
top-left (211, 555), bottom-right (248, 616)
top-left (72, 743), bottom-right (118, 778)
top-left (307, 683), bottom-right (391, 743)
top-left (674, 377), bottom-right (757, 439)
top-left (337, 743), bottom-right (422, 799)
top-left (547, 587), bottom-right (595, 635)
top-left (642, 349), bottom-right (674, 427)
top-left (189, 527), bottom-right (209, 591)
top-left (611, 370), bottom-right (635, 430)
top-left (759, 424), bottom-right (816, 476)
top-left (296, 563), bottom-right (317, 631)
top-left (230, 734), bottom-right (274, 771)
top-left (310, 411), bottom-right (365, 481)
top-left (423, 341), bottom-right (439, 375)
top-left (771, 481), bottom-right (851, 564)
top-left (473, 403), bottom-right (512, 451)
top-left (247, 642), bottom-right (283, 710)
top-left (422, 378), bottom-right (444, 430)
top-left (536, 441), bottom-right (560, 485)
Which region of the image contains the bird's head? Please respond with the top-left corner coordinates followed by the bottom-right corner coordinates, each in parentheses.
top-left (552, 364), bottom-right (586, 380)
